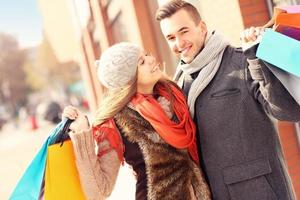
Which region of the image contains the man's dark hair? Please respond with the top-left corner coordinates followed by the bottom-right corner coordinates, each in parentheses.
top-left (156, 0), bottom-right (201, 24)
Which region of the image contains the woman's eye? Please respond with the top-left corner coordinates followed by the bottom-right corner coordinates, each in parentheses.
top-left (141, 60), bottom-right (145, 65)
top-left (167, 36), bottom-right (175, 41)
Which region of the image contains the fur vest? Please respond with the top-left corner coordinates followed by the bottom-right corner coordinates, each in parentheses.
top-left (114, 106), bottom-right (211, 200)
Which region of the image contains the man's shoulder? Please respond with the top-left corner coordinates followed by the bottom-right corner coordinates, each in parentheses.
top-left (224, 45), bottom-right (244, 55)
top-left (223, 46), bottom-right (246, 63)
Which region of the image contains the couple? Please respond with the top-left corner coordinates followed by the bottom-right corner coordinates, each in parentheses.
top-left (63, 1), bottom-right (300, 200)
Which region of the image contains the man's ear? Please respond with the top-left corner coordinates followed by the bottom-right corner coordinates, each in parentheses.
top-left (198, 21), bottom-right (207, 34)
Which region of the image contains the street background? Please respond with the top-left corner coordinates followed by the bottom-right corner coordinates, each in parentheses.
top-left (0, 120), bottom-right (136, 199)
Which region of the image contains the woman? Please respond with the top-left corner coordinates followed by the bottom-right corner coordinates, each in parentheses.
top-left (63, 42), bottom-right (211, 200)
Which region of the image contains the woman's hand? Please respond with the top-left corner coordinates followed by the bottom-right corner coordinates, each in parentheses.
top-left (62, 106), bottom-right (90, 133)
top-left (62, 105), bottom-right (79, 120)
top-left (240, 26), bottom-right (264, 51)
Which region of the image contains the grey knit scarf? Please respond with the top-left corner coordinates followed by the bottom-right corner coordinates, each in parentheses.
top-left (174, 31), bottom-right (229, 118)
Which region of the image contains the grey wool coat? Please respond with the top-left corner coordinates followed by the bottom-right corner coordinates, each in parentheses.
top-left (178, 46), bottom-right (300, 200)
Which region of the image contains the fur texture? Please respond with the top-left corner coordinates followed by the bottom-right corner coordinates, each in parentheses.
top-left (115, 106), bottom-right (211, 200)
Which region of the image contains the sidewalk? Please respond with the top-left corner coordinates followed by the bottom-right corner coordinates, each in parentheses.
top-left (0, 121), bottom-right (53, 199)
top-left (0, 121), bottom-right (135, 199)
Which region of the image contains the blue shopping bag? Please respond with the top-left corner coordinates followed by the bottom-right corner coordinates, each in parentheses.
top-left (9, 120), bottom-right (69, 200)
top-left (256, 28), bottom-right (300, 77)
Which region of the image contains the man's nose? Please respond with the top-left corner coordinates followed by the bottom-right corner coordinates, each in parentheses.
top-left (176, 37), bottom-right (185, 50)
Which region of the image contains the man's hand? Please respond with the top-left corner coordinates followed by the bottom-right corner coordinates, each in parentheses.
top-left (240, 26), bottom-right (264, 51)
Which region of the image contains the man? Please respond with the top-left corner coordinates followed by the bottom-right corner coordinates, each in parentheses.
top-left (156, 0), bottom-right (300, 199)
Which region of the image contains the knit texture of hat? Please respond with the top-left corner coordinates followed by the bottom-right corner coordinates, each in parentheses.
top-left (96, 42), bottom-right (141, 89)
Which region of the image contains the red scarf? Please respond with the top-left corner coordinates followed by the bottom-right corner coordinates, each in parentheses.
top-left (131, 82), bottom-right (199, 164)
top-left (93, 82), bottom-right (199, 164)
top-left (93, 119), bottom-right (125, 164)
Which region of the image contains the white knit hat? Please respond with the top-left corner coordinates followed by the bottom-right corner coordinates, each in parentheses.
top-left (95, 42), bottom-right (142, 89)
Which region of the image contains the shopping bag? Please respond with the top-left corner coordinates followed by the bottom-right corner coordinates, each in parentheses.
top-left (273, 5), bottom-right (300, 40)
top-left (263, 5), bottom-right (300, 29)
top-left (44, 140), bottom-right (86, 199)
top-left (248, 5), bottom-right (300, 106)
top-left (9, 120), bottom-right (68, 200)
top-left (279, 5), bottom-right (300, 13)
top-left (275, 26), bottom-right (300, 41)
top-left (275, 13), bottom-right (300, 29)
top-left (264, 61), bottom-right (300, 105)
top-left (256, 28), bottom-right (300, 77)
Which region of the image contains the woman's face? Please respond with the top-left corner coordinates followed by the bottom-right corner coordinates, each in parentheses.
top-left (137, 51), bottom-right (162, 88)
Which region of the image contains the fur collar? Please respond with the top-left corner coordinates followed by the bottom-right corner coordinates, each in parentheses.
top-left (115, 107), bottom-right (211, 200)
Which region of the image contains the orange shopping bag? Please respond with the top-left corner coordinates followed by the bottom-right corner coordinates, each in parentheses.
top-left (275, 13), bottom-right (300, 29)
top-left (262, 5), bottom-right (300, 41)
top-left (44, 140), bottom-right (86, 200)
top-left (263, 5), bottom-right (300, 29)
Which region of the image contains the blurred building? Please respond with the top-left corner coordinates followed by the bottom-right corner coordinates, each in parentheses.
top-left (38, 0), bottom-right (300, 197)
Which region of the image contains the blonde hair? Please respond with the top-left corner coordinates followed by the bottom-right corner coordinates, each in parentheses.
top-left (93, 78), bottom-right (137, 126)
top-left (93, 73), bottom-right (175, 126)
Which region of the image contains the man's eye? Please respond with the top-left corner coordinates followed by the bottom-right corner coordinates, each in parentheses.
top-left (168, 37), bottom-right (175, 41)
top-left (140, 60), bottom-right (145, 65)
top-left (181, 30), bottom-right (188, 34)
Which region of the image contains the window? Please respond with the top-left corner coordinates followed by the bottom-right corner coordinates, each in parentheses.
top-left (105, 0), bottom-right (129, 42)
top-left (272, 0), bottom-right (300, 6)
top-left (110, 12), bottom-right (128, 43)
